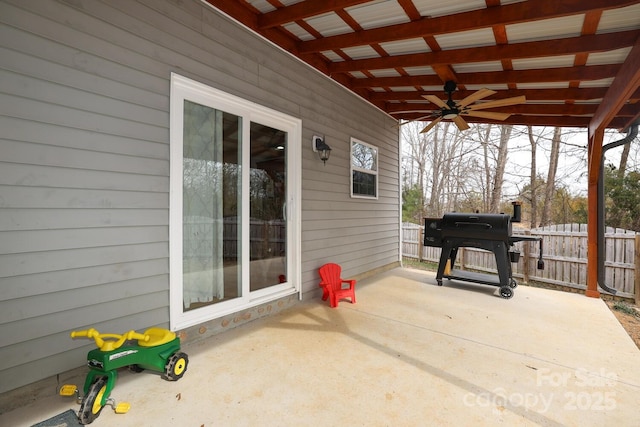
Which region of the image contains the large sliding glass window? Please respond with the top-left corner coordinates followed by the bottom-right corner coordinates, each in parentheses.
top-left (182, 103), bottom-right (241, 311)
top-left (170, 74), bottom-right (301, 330)
top-left (249, 123), bottom-right (287, 293)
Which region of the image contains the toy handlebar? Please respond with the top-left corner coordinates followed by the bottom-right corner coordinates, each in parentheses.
top-left (71, 328), bottom-right (150, 352)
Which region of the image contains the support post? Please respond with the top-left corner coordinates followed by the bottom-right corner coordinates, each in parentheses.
top-left (586, 129), bottom-right (604, 298)
top-left (635, 234), bottom-right (640, 306)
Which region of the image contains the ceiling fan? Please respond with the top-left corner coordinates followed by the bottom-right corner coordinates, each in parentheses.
top-left (407, 81), bottom-right (526, 133)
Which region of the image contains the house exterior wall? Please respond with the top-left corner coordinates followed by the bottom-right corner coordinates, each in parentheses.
top-left (0, 0), bottom-right (400, 396)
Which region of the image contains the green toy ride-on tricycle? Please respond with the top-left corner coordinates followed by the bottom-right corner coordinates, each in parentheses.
top-left (60, 327), bottom-right (188, 424)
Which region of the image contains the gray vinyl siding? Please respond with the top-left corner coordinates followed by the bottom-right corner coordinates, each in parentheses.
top-left (0, 0), bottom-right (399, 395)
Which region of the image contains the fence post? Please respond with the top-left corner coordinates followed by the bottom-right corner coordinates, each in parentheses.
top-left (418, 226), bottom-right (424, 262)
top-left (522, 230), bottom-right (531, 284)
top-left (633, 233), bottom-right (640, 305)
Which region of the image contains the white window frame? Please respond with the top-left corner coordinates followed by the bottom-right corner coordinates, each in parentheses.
top-left (169, 73), bottom-right (301, 331)
top-left (350, 137), bottom-right (379, 199)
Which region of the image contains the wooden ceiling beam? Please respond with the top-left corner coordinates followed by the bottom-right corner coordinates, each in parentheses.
top-left (204, 0), bottom-right (331, 75)
top-left (387, 103), bottom-right (640, 116)
top-left (620, 109), bottom-right (640, 131)
top-left (329, 30), bottom-right (639, 73)
top-left (589, 35), bottom-right (640, 135)
top-left (207, 0), bottom-right (637, 131)
top-left (371, 87), bottom-right (640, 102)
top-left (258, 0), bottom-right (370, 29)
top-left (298, 0), bottom-right (637, 54)
top-left (395, 114), bottom-right (629, 129)
top-left (350, 64), bottom-right (621, 88)
top-left (398, 114), bottom-right (591, 127)
top-left (205, 0), bottom-right (258, 28)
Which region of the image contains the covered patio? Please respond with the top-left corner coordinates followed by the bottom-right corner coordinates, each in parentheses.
top-left (210, 0), bottom-right (640, 299)
top-left (4, 267), bottom-right (639, 426)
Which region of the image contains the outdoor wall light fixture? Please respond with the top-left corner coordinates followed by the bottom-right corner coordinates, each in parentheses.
top-left (312, 135), bottom-right (332, 165)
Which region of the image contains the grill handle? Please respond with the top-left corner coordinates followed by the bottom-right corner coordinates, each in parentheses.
top-left (454, 221), bottom-right (492, 229)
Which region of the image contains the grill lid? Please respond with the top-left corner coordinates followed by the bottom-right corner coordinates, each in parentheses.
top-left (440, 213), bottom-right (512, 240)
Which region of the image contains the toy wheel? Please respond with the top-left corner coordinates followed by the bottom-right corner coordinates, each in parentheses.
top-left (164, 352), bottom-right (188, 381)
top-left (78, 377), bottom-right (107, 425)
top-left (509, 279), bottom-right (518, 289)
top-left (499, 286), bottom-right (514, 299)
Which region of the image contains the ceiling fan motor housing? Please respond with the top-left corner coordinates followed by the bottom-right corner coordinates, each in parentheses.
top-left (443, 81), bottom-right (459, 117)
top-left (444, 80), bottom-right (457, 93)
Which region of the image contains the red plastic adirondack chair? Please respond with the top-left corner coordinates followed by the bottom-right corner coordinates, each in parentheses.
top-left (318, 263), bottom-right (356, 308)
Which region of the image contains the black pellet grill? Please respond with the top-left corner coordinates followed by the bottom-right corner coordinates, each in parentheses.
top-left (424, 204), bottom-right (544, 299)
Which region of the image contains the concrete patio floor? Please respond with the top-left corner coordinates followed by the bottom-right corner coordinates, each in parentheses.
top-left (3, 267), bottom-right (640, 426)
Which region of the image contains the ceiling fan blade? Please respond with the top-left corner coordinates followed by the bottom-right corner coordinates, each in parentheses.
top-left (457, 88), bottom-right (496, 108)
top-left (419, 117), bottom-right (442, 133)
top-left (464, 110), bottom-right (512, 121)
top-left (452, 115), bottom-right (470, 131)
top-left (467, 95), bottom-right (526, 111)
top-left (423, 95), bottom-right (448, 109)
top-left (395, 115), bottom-right (433, 127)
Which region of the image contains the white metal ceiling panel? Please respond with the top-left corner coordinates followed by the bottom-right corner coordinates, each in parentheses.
top-left (244, 0), bottom-right (307, 13)
top-left (389, 86), bottom-right (422, 91)
top-left (305, 12), bottom-right (353, 37)
top-left (598, 3), bottom-right (640, 33)
top-left (452, 61), bottom-right (504, 73)
top-left (345, 0), bottom-right (410, 29)
top-left (586, 47), bottom-right (632, 66)
top-left (243, 0), bottom-right (277, 13)
top-left (350, 72), bottom-right (368, 79)
top-left (321, 51), bottom-right (343, 62)
top-left (512, 55), bottom-right (576, 70)
top-left (411, 0), bottom-right (487, 18)
top-left (379, 38), bottom-right (430, 56)
top-left (282, 22), bottom-right (314, 41)
top-left (574, 99), bottom-right (603, 104)
top-left (579, 78), bottom-right (616, 88)
top-left (463, 84), bottom-right (510, 91)
top-left (341, 44), bottom-right (380, 60)
top-left (434, 28), bottom-right (496, 50)
top-left (403, 66), bottom-right (436, 76)
top-left (525, 100), bottom-right (566, 104)
top-left (517, 82), bottom-right (570, 89)
top-left (369, 69), bottom-right (403, 78)
top-left (506, 15), bottom-right (583, 43)
top-left (419, 85), bottom-right (449, 91)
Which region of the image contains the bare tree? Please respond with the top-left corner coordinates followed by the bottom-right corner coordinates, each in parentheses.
top-left (489, 125), bottom-right (512, 212)
top-left (400, 121), bottom-right (479, 216)
top-left (399, 123), bottom-right (635, 228)
top-left (540, 127), bottom-right (562, 226)
top-left (527, 125), bottom-right (538, 228)
top-left (618, 141), bottom-right (631, 179)
top-left (480, 124), bottom-right (492, 211)
top-left (401, 122), bottom-right (431, 216)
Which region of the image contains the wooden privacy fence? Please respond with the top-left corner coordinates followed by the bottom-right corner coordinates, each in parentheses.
top-left (184, 217), bottom-right (285, 261)
top-left (403, 222), bottom-right (640, 299)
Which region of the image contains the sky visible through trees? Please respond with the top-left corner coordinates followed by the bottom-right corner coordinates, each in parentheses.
top-left (401, 122), bottom-right (640, 229)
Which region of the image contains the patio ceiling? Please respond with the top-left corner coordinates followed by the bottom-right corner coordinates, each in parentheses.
top-left (206, 0), bottom-right (640, 131)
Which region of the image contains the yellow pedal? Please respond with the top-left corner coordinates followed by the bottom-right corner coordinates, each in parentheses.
top-left (59, 385), bottom-right (77, 396)
top-left (115, 402), bottom-right (131, 414)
